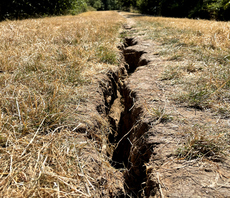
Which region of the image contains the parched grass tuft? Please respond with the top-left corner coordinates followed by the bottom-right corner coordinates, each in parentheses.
top-left (0, 11), bottom-right (125, 197)
top-left (149, 107), bottom-right (172, 123)
top-left (177, 124), bottom-right (229, 162)
top-left (161, 65), bottom-right (183, 81)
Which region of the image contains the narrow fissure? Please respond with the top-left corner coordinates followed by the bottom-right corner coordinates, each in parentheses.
top-left (123, 38), bottom-right (147, 74)
top-left (99, 37), bottom-right (155, 197)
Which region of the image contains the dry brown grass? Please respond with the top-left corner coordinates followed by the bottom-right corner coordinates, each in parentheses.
top-left (177, 124), bottom-right (229, 161)
top-left (0, 11), bottom-right (125, 197)
top-left (131, 14), bottom-right (230, 116)
top-left (125, 13), bottom-right (230, 161)
top-left (137, 16), bottom-right (230, 50)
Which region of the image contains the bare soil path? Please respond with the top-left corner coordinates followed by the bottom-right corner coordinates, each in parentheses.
top-left (109, 12), bottom-right (230, 197)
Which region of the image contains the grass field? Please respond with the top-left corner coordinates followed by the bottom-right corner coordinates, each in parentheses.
top-left (132, 15), bottom-right (230, 115)
top-left (1, 10), bottom-right (230, 197)
top-left (127, 13), bottom-right (230, 161)
top-left (0, 11), bottom-right (124, 197)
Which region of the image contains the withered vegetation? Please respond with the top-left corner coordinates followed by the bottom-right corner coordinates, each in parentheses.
top-left (0, 11), bottom-right (125, 197)
top-left (127, 14), bottom-right (230, 161)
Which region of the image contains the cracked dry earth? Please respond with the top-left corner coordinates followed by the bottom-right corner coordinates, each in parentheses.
top-left (107, 13), bottom-right (230, 197)
top-left (79, 12), bottom-right (230, 197)
top-left (121, 39), bottom-right (230, 197)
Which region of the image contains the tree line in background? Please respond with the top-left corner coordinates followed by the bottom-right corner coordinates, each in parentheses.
top-left (0, 0), bottom-right (230, 21)
top-left (127, 0), bottom-right (230, 20)
top-left (0, 0), bottom-right (120, 21)
top-left (0, 0), bottom-right (84, 21)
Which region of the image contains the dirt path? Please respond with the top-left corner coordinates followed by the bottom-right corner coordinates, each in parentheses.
top-left (103, 12), bottom-right (230, 197)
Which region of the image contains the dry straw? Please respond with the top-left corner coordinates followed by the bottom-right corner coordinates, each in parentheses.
top-left (0, 11), bottom-right (125, 197)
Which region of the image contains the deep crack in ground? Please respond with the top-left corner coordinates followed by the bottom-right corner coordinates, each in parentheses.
top-left (99, 36), bottom-right (155, 197)
top-left (97, 13), bottom-right (230, 198)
